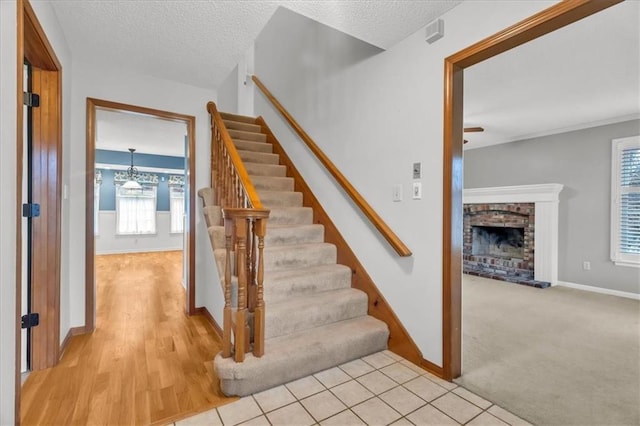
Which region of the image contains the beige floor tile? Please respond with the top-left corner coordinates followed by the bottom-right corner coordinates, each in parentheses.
top-left (402, 376), bottom-right (447, 402)
top-left (431, 393), bottom-right (482, 424)
top-left (238, 415), bottom-right (271, 426)
top-left (452, 387), bottom-right (492, 409)
top-left (423, 372), bottom-right (457, 390)
top-left (466, 412), bottom-right (509, 426)
top-left (406, 405), bottom-right (459, 425)
top-left (253, 385), bottom-right (296, 413)
top-left (217, 397), bottom-right (263, 426)
top-left (389, 418), bottom-right (414, 425)
top-left (487, 405), bottom-right (533, 426)
top-left (379, 386), bottom-right (426, 416)
top-left (340, 359), bottom-right (376, 378)
top-left (357, 371), bottom-right (398, 395)
top-left (301, 390), bottom-right (347, 422)
top-left (314, 367), bottom-right (352, 388)
top-left (320, 409), bottom-right (366, 425)
top-left (285, 375), bottom-right (325, 399)
top-left (175, 408), bottom-right (222, 425)
top-left (362, 352), bottom-right (396, 369)
top-left (382, 350), bottom-right (404, 361)
top-left (380, 363), bottom-right (420, 384)
top-left (330, 380), bottom-right (374, 407)
top-left (266, 402), bottom-right (315, 426)
top-left (352, 397), bottom-right (401, 426)
top-left (399, 359), bottom-right (428, 375)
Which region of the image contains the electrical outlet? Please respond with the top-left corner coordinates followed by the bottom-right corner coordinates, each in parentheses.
top-left (392, 184), bottom-right (403, 202)
top-left (583, 261), bottom-right (591, 271)
top-left (412, 182), bottom-right (422, 199)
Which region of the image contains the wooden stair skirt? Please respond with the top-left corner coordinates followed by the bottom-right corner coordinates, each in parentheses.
top-left (200, 111), bottom-right (389, 397)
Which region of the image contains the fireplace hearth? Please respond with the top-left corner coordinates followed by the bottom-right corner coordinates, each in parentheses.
top-left (463, 203), bottom-right (550, 288)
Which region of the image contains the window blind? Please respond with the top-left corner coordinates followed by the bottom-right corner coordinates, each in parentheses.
top-left (619, 147), bottom-right (640, 255)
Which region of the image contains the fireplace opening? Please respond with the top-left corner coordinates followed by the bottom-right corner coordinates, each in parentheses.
top-left (472, 226), bottom-right (524, 259)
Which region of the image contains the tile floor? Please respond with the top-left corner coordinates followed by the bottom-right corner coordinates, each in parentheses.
top-left (172, 350), bottom-right (531, 426)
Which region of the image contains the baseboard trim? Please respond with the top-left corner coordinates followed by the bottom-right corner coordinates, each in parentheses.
top-left (195, 306), bottom-right (223, 339)
top-left (96, 248), bottom-right (183, 255)
top-left (59, 326), bottom-right (86, 359)
top-left (557, 281), bottom-right (639, 300)
top-left (420, 358), bottom-right (445, 379)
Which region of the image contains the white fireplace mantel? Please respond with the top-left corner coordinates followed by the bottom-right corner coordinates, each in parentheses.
top-left (463, 184), bottom-right (564, 285)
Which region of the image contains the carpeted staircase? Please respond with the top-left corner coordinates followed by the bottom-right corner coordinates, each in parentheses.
top-left (199, 112), bottom-right (389, 397)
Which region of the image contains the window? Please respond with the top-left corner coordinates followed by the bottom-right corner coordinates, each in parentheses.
top-left (116, 184), bottom-right (157, 235)
top-left (170, 186), bottom-right (185, 233)
top-left (611, 136), bottom-right (640, 267)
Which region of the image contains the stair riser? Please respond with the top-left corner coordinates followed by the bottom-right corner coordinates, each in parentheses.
top-left (234, 139), bottom-right (273, 154)
top-left (223, 120), bottom-right (262, 133)
top-left (265, 291), bottom-right (368, 339)
top-left (268, 208), bottom-right (313, 225)
top-left (244, 163), bottom-right (287, 178)
top-left (265, 225), bottom-right (324, 246)
top-left (228, 129), bottom-right (267, 143)
top-left (219, 112), bottom-right (256, 124)
top-left (264, 244), bottom-right (336, 272)
top-left (251, 176), bottom-right (294, 192)
top-left (264, 267), bottom-right (352, 303)
top-left (259, 191), bottom-right (303, 208)
top-left (210, 225), bottom-right (324, 248)
top-left (197, 188), bottom-right (216, 207)
top-left (239, 150), bottom-right (280, 165)
top-left (203, 207), bottom-right (222, 228)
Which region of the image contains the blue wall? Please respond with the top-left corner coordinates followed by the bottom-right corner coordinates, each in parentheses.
top-left (96, 150), bottom-right (185, 212)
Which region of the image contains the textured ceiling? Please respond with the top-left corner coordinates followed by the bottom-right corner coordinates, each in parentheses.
top-left (49, 0), bottom-right (462, 90)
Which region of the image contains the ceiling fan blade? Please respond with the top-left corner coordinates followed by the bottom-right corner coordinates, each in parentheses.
top-left (463, 127), bottom-right (484, 133)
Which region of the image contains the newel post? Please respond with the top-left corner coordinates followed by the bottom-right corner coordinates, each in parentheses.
top-left (253, 217), bottom-right (267, 357)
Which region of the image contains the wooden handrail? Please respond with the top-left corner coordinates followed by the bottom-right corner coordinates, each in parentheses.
top-left (252, 75), bottom-right (412, 257)
top-left (207, 101), bottom-right (263, 209)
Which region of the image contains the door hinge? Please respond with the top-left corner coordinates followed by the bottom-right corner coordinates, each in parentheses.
top-left (23, 91), bottom-right (40, 108)
top-left (22, 203), bottom-right (40, 218)
top-left (21, 313), bottom-right (40, 329)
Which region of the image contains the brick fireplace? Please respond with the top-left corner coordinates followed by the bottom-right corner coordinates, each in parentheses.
top-left (463, 184), bottom-right (564, 288)
top-left (463, 203), bottom-right (550, 288)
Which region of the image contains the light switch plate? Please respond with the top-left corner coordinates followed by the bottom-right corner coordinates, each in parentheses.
top-left (412, 182), bottom-right (422, 199)
top-left (392, 184), bottom-right (403, 202)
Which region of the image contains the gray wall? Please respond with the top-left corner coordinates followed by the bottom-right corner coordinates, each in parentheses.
top-left (464, 119), bottom-right (640, 294)
top-left (218, 64), bottom-right (238, 113)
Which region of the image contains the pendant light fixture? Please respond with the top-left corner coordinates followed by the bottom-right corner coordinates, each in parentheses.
top-left (122, 148), bottom-right (142, 190)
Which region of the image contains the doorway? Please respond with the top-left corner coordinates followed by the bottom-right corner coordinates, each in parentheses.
top-left (85, 98), bottom-right (196, 332)
top-left (441, 0), bottom-right (624, 380)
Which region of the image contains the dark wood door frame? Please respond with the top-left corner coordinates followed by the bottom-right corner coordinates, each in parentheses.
top-left (442, 0), bottom-right (623, 380)
top-left (16, 0), bottom-right (63, 420)
top-left (85, 98), bottom-right (197, 333)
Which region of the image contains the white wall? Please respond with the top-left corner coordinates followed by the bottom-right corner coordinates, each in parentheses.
top-left (96, 212), bottom-right (183, 254)
top-left (68, 60), bottom-right (219, 329)
top-left (218, 64), bottom-right (238, 113)
top-left (253, 1), bottom-right (554, 366)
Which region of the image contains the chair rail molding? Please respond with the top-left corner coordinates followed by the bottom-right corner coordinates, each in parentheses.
top-left (463, 184), bottom-right (564, 285)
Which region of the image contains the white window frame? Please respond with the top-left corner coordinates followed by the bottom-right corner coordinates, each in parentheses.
top-left (611, 135), bottom-right (640, 268)
top-left (116, 184), bottom-right (157, 235)
top-left (94, 181), bottom-right (100, 236)
top-left (169, 186), bottom-right (185, 234)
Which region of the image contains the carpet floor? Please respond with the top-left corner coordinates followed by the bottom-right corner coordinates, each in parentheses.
top-left (457, 275), bottom-right (640, 426)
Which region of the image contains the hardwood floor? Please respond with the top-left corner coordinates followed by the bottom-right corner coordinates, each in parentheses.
top-left (21, 251), bottom-right (235, 425)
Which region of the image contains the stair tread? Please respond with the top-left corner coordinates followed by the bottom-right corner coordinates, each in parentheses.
top-left (269, 287), bottom-right (365, 311)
